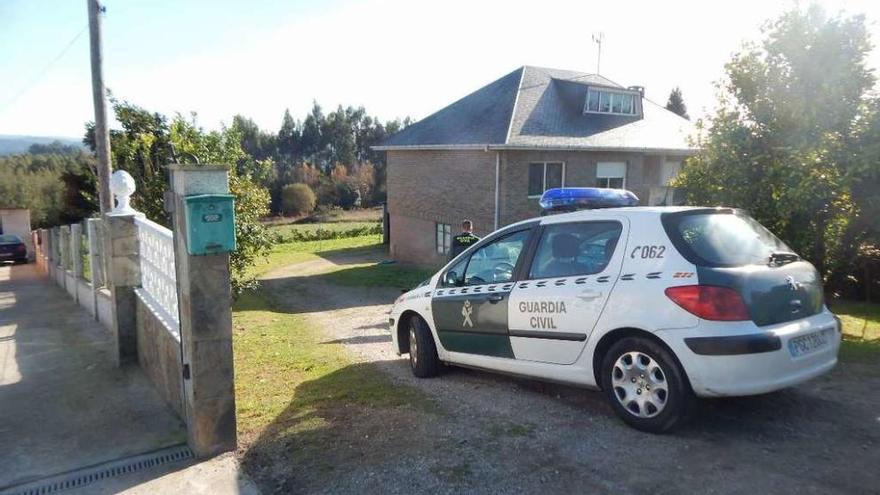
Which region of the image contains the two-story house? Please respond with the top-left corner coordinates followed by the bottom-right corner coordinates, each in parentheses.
top-left (376, 65), bottom-right (697, 265)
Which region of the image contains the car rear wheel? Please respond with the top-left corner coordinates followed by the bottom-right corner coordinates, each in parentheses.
top-left (600, 336), bottom-right (693, 433)
top-left (408, 315), bottom-right (440, 378)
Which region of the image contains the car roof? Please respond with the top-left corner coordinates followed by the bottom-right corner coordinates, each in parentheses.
top-left (506, 206), bottom-right (714, 227)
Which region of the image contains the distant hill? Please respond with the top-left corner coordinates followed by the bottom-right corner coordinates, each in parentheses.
top-left (0, 135), bottom-right (84, 155)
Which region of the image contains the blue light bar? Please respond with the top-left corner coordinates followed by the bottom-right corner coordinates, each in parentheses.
top-left (539, 187), bottom-right (639, 213)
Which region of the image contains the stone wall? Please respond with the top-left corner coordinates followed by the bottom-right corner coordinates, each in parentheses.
top-left (135, 290), bottom-right (184, 417)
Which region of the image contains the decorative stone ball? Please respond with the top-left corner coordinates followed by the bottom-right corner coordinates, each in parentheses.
top-left (110, 170), bottom-right (136, 197)
top-left (110, 170), bottom-right (136, 212)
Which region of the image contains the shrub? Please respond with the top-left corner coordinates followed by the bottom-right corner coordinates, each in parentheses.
top-left (280, 223), bottom-right (382, 243)
top-left (282, 183), bottom-right (317, 216)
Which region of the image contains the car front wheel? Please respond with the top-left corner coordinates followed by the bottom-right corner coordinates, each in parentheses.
top-left (408, 315), bottom-right (440, 378)
top-left (600, 336), bottom-right (694, 433)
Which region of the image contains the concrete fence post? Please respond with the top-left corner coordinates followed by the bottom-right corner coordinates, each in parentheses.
top-left (87, 218), bottom-right (104, 321)
top-left (105, 212), bottom-right (142, 366)
top-left (59, 226), bottom-right (71, 291)
top-left (71, 223), bottom-right (83, 279)
top-left (168, 164), bottom-right (237, 458)
top-left (43, 229), bottom-right (52, 278)
top-left (47, 228), bottom-right (56, 280)
top-left (70, 223), bottom-right (83, 304)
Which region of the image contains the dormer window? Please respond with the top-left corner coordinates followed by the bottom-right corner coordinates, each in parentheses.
top-left (584, 88), bottom-right (638, 116)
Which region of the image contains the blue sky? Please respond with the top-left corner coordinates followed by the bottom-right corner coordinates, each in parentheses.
top-left (2, 0), bottom-right (879, 138)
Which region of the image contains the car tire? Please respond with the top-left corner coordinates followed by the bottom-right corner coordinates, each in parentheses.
top-left (408, 315), bottom-right (440, 378)
top-left (600, 336), bottom-right (694, 433)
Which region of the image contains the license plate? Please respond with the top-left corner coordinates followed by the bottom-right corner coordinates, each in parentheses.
top-left (788, 328), bottom-right (832, 358)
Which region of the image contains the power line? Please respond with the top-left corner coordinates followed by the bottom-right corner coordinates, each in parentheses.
top-left (0, 24), bottom-right (89, 114)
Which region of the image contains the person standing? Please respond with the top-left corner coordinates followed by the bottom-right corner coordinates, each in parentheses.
top-left (450, 219), bottom-right (480, 259)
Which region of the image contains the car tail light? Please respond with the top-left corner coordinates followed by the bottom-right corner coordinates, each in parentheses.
top-left (664, 285), bottom-right (750, 321)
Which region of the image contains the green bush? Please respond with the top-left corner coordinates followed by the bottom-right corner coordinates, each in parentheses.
top-left (280, 223), bottom-right (381, 243)
top-left (281, 183), bottom-right (317, 217)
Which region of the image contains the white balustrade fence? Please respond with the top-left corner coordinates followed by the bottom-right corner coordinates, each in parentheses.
top-left (134, 216), bottom-right (180, 337)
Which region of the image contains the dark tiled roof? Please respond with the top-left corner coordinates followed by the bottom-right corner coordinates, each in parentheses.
top-left (381, 65), bottom-right (696, 152)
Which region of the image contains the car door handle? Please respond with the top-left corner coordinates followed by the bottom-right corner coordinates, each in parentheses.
top-left (577, 290), bottom-right (603, 301)
top-left (487, 293), bottom-right (505, 303)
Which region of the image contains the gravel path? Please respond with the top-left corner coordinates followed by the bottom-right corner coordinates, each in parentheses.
top-left (253, 248), bottom-right (880, 495)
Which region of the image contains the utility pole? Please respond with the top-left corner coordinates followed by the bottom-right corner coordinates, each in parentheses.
top-left (87, 0), bottom-right (112, 214)
top-left (592, 32), bottom-right (604, 75)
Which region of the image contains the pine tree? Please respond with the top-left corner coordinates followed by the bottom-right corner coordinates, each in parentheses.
top-left (665, 87), bottom-right (689, 119)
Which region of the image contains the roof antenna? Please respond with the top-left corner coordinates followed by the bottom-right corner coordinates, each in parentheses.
top-left (591, 32), bottom-right (604, 74)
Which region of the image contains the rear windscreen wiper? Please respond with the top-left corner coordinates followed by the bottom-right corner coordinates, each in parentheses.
top-left (768, 251), bottom-right (799, 266)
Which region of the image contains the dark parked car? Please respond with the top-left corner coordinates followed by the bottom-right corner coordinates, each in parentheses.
top-left (0, 234), bottom-right (28, 264)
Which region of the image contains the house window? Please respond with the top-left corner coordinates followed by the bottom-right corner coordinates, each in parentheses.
top-left (436, 222), bottom-right (452, 255)
top-left (597, 162), bottom-right (626, 189)
top-left (584, 88), bottom-right (638, 116)
top-left (661, 161), bottom-right (682, 185)
top-left (528, 162), bottom-right (565, 197)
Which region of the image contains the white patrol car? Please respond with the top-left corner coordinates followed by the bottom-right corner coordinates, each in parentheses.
top-left (389, 193), bottom-right (841, 432)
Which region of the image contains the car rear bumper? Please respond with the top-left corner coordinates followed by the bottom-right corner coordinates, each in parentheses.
top-left (657, 310), bottom-right (840, 397)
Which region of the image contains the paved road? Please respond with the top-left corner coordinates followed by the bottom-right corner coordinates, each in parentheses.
top-left (0, 263), bottom-right (186, 490)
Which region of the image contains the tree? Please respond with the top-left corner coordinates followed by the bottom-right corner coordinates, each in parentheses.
top-left (281, 183), bottom-right (316, 216)
top-left (85, 100), bottom-right (273, 294)
top-left (276, 109), bottom-right (300, 162)
top-left (0, 149), bottom-right (93, 227)
top-left (665, 87), bottom-right (689, 119)
top-left (675, 5), bottom-right (879, 297)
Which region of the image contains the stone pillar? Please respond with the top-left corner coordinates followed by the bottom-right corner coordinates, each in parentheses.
top-left (168, 164), bottom-right (237, 458)
top-left (105, 212), bottom-right (141, 365)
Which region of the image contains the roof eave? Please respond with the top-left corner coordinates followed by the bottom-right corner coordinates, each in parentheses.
top-left (372, 144), bottom-right (700, 154)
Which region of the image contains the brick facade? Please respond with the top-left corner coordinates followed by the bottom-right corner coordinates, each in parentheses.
top-left (386, 149), bottom-right (683, 267)
top-left (387, 149), bottom-right (497, 265)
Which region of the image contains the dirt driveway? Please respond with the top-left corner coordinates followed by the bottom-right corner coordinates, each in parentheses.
top-left (249, 248), bottom-right (880, 495)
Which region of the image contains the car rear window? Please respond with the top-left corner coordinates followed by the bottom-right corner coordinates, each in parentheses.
top-left (0, 235), bottom-right (22, 243)
top-left (662, 210), bottom-right (792, 267)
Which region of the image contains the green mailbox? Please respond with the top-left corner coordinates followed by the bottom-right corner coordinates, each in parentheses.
top-left (183, 194), bottom-right (236, 255)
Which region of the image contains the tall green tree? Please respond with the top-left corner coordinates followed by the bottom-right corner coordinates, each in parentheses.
top-left (676, 5), bottom-right (879, 296)
top-left (665, 87), bottom-right (689, 119)
top-left (86, 101), bottom-right (273, 294)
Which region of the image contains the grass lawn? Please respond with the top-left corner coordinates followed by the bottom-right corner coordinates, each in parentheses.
top-left (245, 233), bottom-right (383, 279)
top-left (233, 230), bottom-right (434, 454)
top-left (233, 288), bottom-right (432, 436)
top-left (268, 221), bottom-right (380, 240)
top-left (832, 300), bottom-right (880, 341)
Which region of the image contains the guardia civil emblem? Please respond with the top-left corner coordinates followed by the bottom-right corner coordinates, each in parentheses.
top-left (461, 300), bottom-right (473, 328)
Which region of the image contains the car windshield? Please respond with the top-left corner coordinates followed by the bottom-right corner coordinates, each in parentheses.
top-left (664, 211), bottom-right (792, 267)
top-left (0, 235), bottom-right (22, 243)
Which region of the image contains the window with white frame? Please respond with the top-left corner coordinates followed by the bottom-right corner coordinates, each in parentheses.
top-left (528, 162), bottom-right (565, 197)
top-left (436, 222), bottom-right (452, 255)
top-left (596, 162), bottom-right (626, 189)
top-left (584, 88), bottom-right (638, 116)
top-left (661, 161), bottom-right (682, 185)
